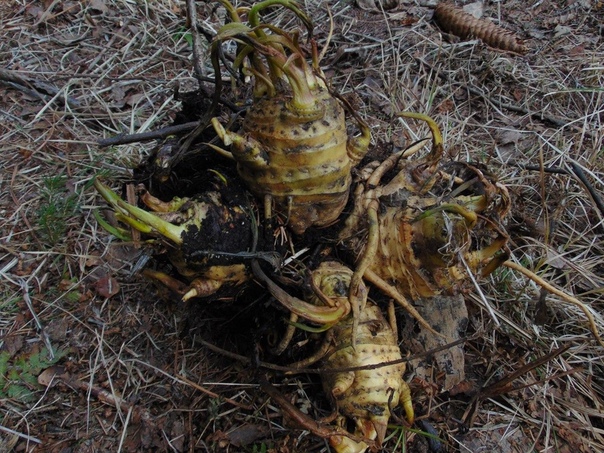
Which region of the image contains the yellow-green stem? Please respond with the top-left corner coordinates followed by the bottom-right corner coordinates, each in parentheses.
top-left (397, 112), bottom-right (443, 165)
top-left (94, 179), bottom-right (184, 244)
top-left (252, 261), bottom-right (348, 325)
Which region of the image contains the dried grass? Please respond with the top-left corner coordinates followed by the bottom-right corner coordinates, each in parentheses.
top-left (1, 0), bottom-right (603, 452)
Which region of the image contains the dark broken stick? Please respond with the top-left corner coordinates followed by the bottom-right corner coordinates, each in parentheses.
top-left (507, 161), bottom-right (604, 223)
top-left (97, 87), bottom-right (243, 147)
top-left (38, 366), bottom-right (155, 425)
top-left (0, 67), bottom-right (81, 108)
top-left (97, 121), bottom-right (199, 147)
top-left (461, 345), bottom-right (571, 427)
top-left (185, 0), bottom-right (210, 84)
top-left (199, 335), bottom-right (472, 375)
top-left (569, 162), bottom-right (604, 222)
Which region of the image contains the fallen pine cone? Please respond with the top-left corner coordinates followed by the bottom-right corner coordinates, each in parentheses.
top-left (434, 2), bottom-right (528, 54)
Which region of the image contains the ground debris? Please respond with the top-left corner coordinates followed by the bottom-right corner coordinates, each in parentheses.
top-left (409, 294), bottom-right (468, 391)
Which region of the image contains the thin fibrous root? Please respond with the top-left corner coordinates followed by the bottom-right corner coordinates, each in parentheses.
top-left (503, 260), bottom-right (604, 348)
top-left (349, 198), bottom-right (379, 347)
top-left (251, 261), bottom-right (350, 326)
top-left (364, 268), bottom-right (441, 337)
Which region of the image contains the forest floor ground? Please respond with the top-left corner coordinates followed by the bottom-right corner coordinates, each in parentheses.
top-left (1, 1), bottom-right (603, 452)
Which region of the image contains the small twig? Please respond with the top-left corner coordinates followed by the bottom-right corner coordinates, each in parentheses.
top-left (97, 121), bottom-right (199, 147)
top-left (481, 344), bottom-right (572, 398)
top-left (176, 26), bottom-right (224, 157)
top-left (174, 373), bottom-right (254, 411)
top-left (259, 377), bottom-right (373, 448)
top-left (507, 160), bottom-right (604, 226)
top-left (507, 160), bottom-right (569, 175)
top-left (461, 344), bottom-right (571, 427)
top-left (463, 83), bottom-right (571, 129)
top-left (0, 425), bottom-right (41, 445)
top-left (503, 260), bottom-right (604, 348)
top-left (0, 67), bottom-right (81, 108)
top-left (97, 88), bottom-right (244, 147)
top-left (130, 358), bottom-right (253, 410)
top-left (568, 162), bottom-right (604, 221)
top-left (17, 257), bottom-right (53, 359)
top-left (10, 165), bottom-right (44, 249)
top-left (199, 339), bottom-right (295, 372)
top-left (33, 0), bottom-right (61, 26)
top-left (39, 366), bottom-right (155, 425)
top-left (186, 0), bottom-right (209, 83)
top-left (2, 80), bottom-right (46, 101)
top-left (86, 20), bottom-right (130, 70)
top-left (199, 335), bottom-right (475, 375)
top-left (19, 280), bottom-right (44, 333)
top-left (117, 406), bottom-right (134, 453)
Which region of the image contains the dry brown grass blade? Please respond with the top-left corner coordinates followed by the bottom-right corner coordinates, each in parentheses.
top-left (503, 260), bottom-right (604, 348)
top-left (462, 344), bottom-right (571, 427)
top-left (434, 2), bottom-right (528, 54)
top-left (479, 345), bottom-right (572, 398)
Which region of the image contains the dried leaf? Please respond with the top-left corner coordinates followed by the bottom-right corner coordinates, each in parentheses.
top-left (125, 92), bottom-right (145, 107)
top-left (553, 25), bottom-right (572, 38)
top-left (58, 279), bottom-right (76, 291)
top-left (169, 420), bottom-right (185, 452)
top-left (496, 129), bottom-right (525, 146)
top-left (436, 98), bottom-right (455, 114)
top-left (512, 88), bottom-right (524, 102)
top-left (46, 317), bottom-right (69, 341)
top-left (25, 4), bottom-right (44, 19)
top-left (38, 365), bottom-right (68, 387)
top-left (545, 248), bottom-right (569, 270)
top-left (448, 379), bottom-right (476, 396)
top-left (568, 43), bottom-right (586, 56)
top-left (94, 274), bottom-right (120, 298)
top-left (434, 2), bottom-right (528, 54)
top-left (206, 431), bottom-right (229, 449)
top-left (85, 252), bottom-right (102, 267)
top-left (226, 424), bottom-right (270, 447)
top-left (461, 426), bottom-right (536, 453)
top-left (1, 335), bottom-right (24, 357)
top-left (89, 0), bottom-right (108, 14)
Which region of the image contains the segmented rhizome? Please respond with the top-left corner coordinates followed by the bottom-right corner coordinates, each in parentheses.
top-left (311, 262), bottom-right (413, 453)
top-left (222, 89), bottom-right (356, 235)
top-left (211, 0), bottom-right (370, 235)
top-left (252, 260), bottom-right (413, 453)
